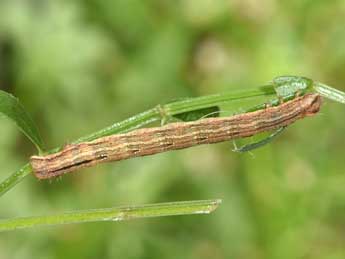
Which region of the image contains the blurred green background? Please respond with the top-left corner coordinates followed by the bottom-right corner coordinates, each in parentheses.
top-left (1, 0), bottom-right (345, 258)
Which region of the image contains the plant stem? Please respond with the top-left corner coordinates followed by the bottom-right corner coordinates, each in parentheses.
top-left (314, 82), bottom-right (345, 104)
top-left (0, 163), bottom-right (32, 197)
top-left (0, 199), bottom-right (221, 232)
top-left (164, 85), bottom-right (275, 114)
top-left (75, 85), bottom-right (276, 143)
top-left (74, 108), bottom-right (161, 143)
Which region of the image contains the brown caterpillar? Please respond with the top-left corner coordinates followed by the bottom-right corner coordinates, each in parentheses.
top-left (31, 94), bottom-right (322, 179)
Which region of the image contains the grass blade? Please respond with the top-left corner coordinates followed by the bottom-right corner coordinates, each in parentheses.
top-left (0, 163), bottom-right (32, 197)
top-left (314, 82), bottom-right (345, 104)
top-left (0, 199), bottom-right (221, 232)
top-left (0, 90), bottom-right (44, 152)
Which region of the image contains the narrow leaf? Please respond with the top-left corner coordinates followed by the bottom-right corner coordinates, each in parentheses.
top-left (0, 90), bottom-right (44, 152)
top-left (0, 199), bottom-right (222, 232)
top-left (314, 82), bottom-right (345, 104)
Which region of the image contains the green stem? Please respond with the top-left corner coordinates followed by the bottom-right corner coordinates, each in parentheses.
top-left (74, 108), bottom-right (161, 143)
top-left (0, 163), bottom-right (32, 197)
top-left (314, 82), bottom-right (345, 104)
top-left (0, 199), bottom-right (221, 232)
top-left (76, 85), bottom-right (276, 143)
top-left (164, 85), bottom-right (275, 114)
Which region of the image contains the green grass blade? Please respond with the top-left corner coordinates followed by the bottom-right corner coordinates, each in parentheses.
top-left (76, 84), bottom-right (276, 143)
top-left (0, 163), bottom-right (32, 197)
top-left (74, 108), bottom-right (161, 143)
top-left (0, 199), bottom-right (221, 232)
top-left (164, 85), bottom-right (276, 115)
top-left (314, 82), bottom-right (345, 104)
top-left (0, 90), bottom-right (44, 152)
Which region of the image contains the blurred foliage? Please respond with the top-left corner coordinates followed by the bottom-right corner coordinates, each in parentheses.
top-left (1, 0), bottom-right (345, 258)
